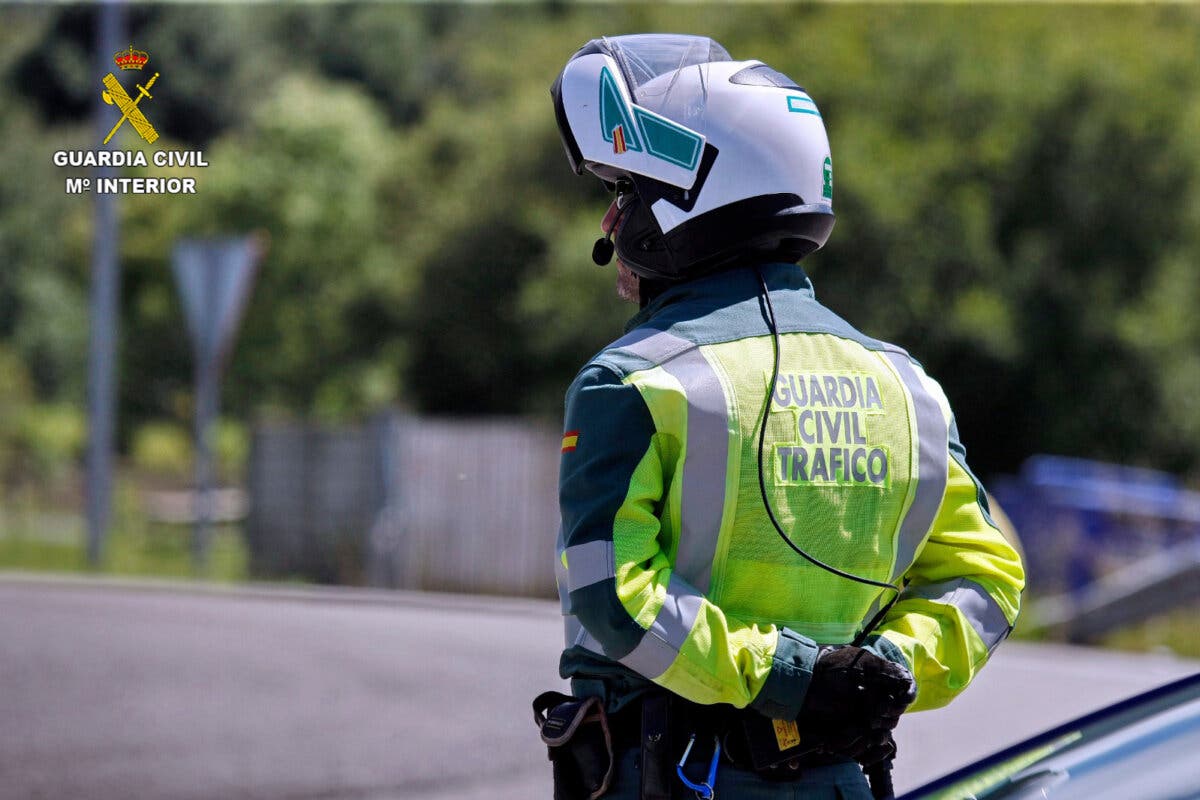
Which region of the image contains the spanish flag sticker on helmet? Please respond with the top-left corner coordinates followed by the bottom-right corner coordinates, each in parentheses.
top-left (561, 430), bottom-right (580, 453)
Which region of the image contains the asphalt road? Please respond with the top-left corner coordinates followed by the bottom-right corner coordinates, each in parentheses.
top-left (0, 575), bottom-right (1196, 800)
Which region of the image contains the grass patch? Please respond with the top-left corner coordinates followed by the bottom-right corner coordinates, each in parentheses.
top-left (1101, 602), bottom-right (1200, 660)
top-left (0, 519), bottom-right (249, 582)
top-left (1, 474), bottom-right (251, 582)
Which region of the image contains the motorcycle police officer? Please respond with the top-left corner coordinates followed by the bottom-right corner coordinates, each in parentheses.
top-left (537, 34), bottom-right (1025, 800)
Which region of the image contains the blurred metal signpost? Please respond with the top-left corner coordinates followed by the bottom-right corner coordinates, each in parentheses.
top-left (85, 1), bottom-right (126, 566)
top-left (172, 237), bottom-right (265, 568)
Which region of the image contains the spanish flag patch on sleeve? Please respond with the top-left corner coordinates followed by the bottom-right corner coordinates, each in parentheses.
top-left (561, 430), bottom-right (580, 453)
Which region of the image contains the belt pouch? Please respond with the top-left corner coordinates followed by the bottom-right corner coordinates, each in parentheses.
top-left (534, 691), bottom-right (614, 800)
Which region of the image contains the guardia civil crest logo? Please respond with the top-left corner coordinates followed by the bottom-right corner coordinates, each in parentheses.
top-left (101, 44), bottom-right (160, 145)
top-left (55, 42), bottom-right (209, 195)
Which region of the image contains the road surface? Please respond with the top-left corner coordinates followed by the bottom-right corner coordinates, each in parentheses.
top-left (0, 574), bottom-right (1195, 799)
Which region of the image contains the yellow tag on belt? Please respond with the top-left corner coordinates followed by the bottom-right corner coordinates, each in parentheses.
top-left (772, 718), bottom-right (802, 751)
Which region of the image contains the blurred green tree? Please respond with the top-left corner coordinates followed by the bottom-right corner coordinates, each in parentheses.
top-left (3, 3), bottom-right (1200, 484)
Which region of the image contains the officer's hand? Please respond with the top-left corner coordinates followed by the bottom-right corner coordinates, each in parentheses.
top-left (796, 645), bottom-right (916, 747)
top-left (798, 725), bottom-right (898, 769)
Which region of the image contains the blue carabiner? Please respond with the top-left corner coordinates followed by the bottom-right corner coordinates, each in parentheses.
top-left (675, 733), bottom-right (721, 800)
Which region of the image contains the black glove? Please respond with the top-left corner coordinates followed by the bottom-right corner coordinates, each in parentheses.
top-left (796, 645), bottom-right (916, 759)
top-left (855, 730), bottom-right (898, 768)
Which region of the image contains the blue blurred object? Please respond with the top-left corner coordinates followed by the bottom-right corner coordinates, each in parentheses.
top-left (990, 455), bottom-right (1200, 597)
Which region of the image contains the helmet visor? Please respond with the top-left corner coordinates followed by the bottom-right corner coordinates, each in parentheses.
top-left (602, 34), bottom-right (732, 100)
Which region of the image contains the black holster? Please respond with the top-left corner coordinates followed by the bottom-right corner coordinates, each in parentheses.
top-left (533, 691), bottom-right (615, 800)
top-left (636, 691), bottom-right (723, 800)
top-left (639, 692), bottom-right (674, 800)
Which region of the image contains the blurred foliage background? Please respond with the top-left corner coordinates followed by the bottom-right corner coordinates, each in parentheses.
top-left (2, 5), bottom-right (1200, 590)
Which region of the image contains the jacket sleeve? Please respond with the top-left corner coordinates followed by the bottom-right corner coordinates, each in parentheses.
top-left (559, 364), bottom-right (820, 718)
top-left (868, 419), bottom-right (1026, 712)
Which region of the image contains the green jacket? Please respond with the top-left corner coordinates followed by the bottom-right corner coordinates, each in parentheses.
top-left (556, 263), bottom-right (1025, 719)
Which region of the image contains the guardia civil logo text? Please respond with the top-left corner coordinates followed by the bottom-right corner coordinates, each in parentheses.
top-left (52, 43), bottom-right (210, 196)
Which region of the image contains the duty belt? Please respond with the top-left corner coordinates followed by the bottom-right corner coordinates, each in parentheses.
top-left (612, 691), bottom-right (850, 779)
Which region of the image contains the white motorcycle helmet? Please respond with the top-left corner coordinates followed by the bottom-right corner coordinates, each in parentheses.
top-left (551, 33), bottom-right (835, 283)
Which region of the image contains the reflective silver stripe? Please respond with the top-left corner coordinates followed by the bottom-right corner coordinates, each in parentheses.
top-left (884, 351), bottom-right (949, 581)
top-left (563, 540), bottom-right (615, 593)
top-left (554, 525), bottom-right (570, 614)
top-left (563, 614), bottom-right (605, 653)
top-left (905, 578), bottom-right (1011, 651)
top-left (620, 331), bottom-right (729, 594)
top-left (666, 348), bottom-right (729, 593)
top-left (607, 325), bottom-right (681, 354)
top-left (619, 574), bottom-right (704, 679)
top-left (564, 614), bottom-right (583, 648)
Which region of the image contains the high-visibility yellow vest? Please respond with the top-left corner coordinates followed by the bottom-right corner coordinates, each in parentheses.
top-left (557, 263), bottom-right (1024, 717)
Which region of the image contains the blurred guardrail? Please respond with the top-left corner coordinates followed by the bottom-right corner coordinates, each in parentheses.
top-left (1031, 541), bottom-right (1200, 642)
top-left (246, 413), bottom-right (559, 596)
